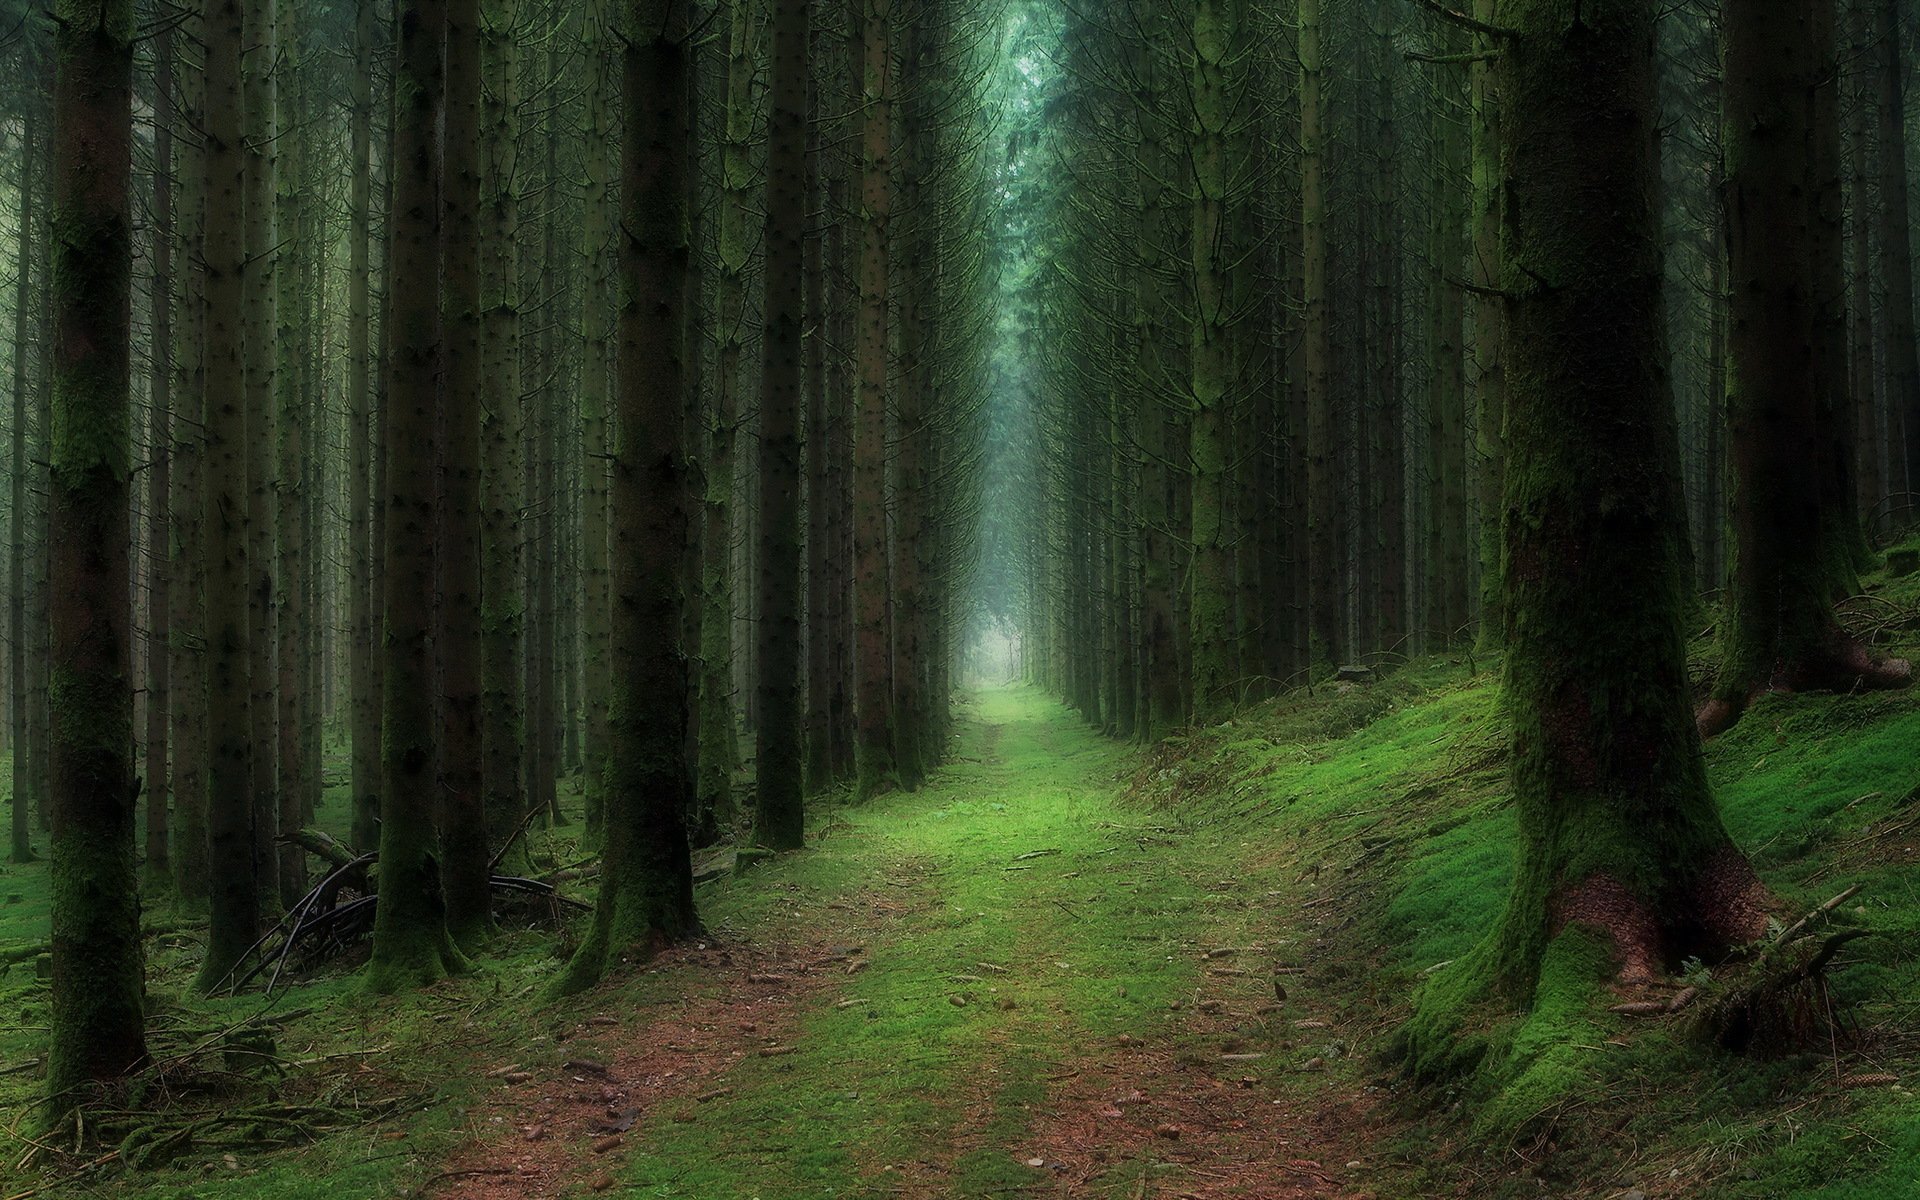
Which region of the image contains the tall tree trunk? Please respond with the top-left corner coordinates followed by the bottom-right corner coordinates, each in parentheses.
top-left (273, 0), bottom-right (306, 907)
top-left (578, 0), bottom-right (616, 845)
top-left (1188, 0), bottom-right (1237, 718)
top-left (349, 0), bottom-right (380, 855)
top-left (1301, 0), bottom-right (1339, 668)
top-left (368, 0), bottom-right (467, 993)
top-left (10, 54), bottom-right (37, 866)
top-left (852, 0), bottom-right (897, 800)
top-left (144, 18), bottom-right (175, 887)
top-left (480, 0), bottom-right (525, 867)
top-left (439, 0), bottom-right (491, 946)
top-left (699, 0), bottom-right (753, 828)
top-left (756, 0), bottom-right (810, 847)
top-left (46, 0), bottom-right (148, 1106)
top-left (555, 0), bottom-right (699, 994)
top-left (1703, 0), bottom-right (1910, 737)
top-left (244, 0), bottom-right (278, 906)
top-left (1470, 0), bottom-right (1507, 646)
top-left (197, 0), bottom-right (261, 993)
top-left (1847, 0), bottom-right (1885, 531)
top-left (1878, 0), bottom-right (1920, 507)
top-left (1406, 1), bottom-right (1768, 1072)
top-left (1809, 0), bottom-right (1871, 582)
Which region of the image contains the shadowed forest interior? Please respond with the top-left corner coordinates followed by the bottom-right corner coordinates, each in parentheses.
top-left (3, 0), bottom-right (1920, 1196)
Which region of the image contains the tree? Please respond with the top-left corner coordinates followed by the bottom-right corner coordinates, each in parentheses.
top-left (439, 0), bottom-right (492, 946)
top-left (480, 0), bottom-right (525, 866)
top-left (699, 0), bottom-right (753, 829)
top-left (755, 0), bottom-right (809, 848)
top-left (368, 0), bottom-right (467, 993)
top-left (10, 26), bottom-right (38, 867)
top-left (554, 0), bottom-right (699, 994)
top-left (197, 0), bottom-right (262, 994)
top-left (46, 0), bottom-right (147, 1108)
top-left (1406, 0), bottom-right (1770, 1070)
top-left (852, 0), bottom-right (898, 799)
top-left (1878, 0), bottom-right (1920, 509)
top-left (1700, 0), bottom-right (1910, 738)
top-left (1301, 0), bottom-right (1338, 669)
top-left (1187, 0), bottom-right (1239, 717)
top-left (144, 17), bottom-right (176, 888)
top-left (348, 0), bottom-right (379, 856)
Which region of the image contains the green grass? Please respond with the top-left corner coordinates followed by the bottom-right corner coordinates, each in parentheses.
top-left (4, 559), bottom-right (1920, 1199)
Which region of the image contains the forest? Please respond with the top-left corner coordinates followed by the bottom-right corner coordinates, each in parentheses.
top-left (0, 0), bottom-right (1918, 1195)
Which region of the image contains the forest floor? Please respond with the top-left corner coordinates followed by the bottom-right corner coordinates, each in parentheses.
top-left (4, 563), bottom-right (1920, 1198)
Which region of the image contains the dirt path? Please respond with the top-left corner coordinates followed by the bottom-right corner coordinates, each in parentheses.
top-left (427, 690), bottom-right (1376, 1199)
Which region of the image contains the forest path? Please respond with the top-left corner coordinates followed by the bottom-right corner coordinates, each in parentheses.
top-left (434, 688), bottom-right (1375, 1199)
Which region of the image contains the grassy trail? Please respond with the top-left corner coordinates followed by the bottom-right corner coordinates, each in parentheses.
top-left (441, 686), bottom-right (1366, 1199)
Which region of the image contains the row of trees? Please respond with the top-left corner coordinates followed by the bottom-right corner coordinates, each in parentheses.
top-left (988, 0), bottom-right (1920, 735)
top-left (9, 0), bottom-right (998, 1110)
top-left (990, 0), bottom-right (1916, 1064)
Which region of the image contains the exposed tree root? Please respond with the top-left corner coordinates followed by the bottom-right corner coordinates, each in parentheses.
top-left (1698, 633), bottom-right (1912, 739)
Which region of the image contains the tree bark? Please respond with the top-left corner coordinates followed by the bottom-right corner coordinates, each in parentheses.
top-left (554, 0), bottom-right (699, 994)
top-left (368, 0), bottom-right (467, 993)
top-left (46, 0), bottom-right (148, 1107)
top-left (1407, 3), bottom-right (1770, 1069)
top-left (1703, 0), bottom-right (1910, 737)
top-left (439, 0), bottom-right (491, 947)
top-left (196, 0), bottom-right (261, 993)
top-left (852, 0), bottom-right (897, 800)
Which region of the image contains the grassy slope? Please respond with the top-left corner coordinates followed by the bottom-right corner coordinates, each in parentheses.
top-left (0, 560), bottom-right (1917, 1196)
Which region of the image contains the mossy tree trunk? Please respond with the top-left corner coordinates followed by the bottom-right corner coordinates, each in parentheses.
top-left (11, 49), bottom-right (38, 867)
top-left (1408, 1), bottom-right (1772, 1068)
top-left (1701, 0), bottom-right (1910, 738)
top-left (755, 0), bottom-right (809, 848)
top-left (46, 0), bottom-right (148, 1109)
top-left (554, 0), bottom-right (699, 994)
top-left (368, 0), bottom-right (467, 994)
top-left (197, 0), bottom-right (261, 993)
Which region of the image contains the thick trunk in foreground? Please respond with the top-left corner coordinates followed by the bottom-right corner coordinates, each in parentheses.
top-left (755, 0), bottom-right (809, 848)
top-left (47, 0), bottom-right (148, 1108)
top-left (1406, 2), bottom-right (1770, 1076)
top-left (554, 0), bottom-right (699, 994)
top-left (369, 0), bottom-right (467, 993)
top-left (1702, 0), bottom-right (1909, 738)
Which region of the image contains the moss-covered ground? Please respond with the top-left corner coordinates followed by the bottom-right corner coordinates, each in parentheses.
top-left (1, 552), bottom-right (1919, 1197)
